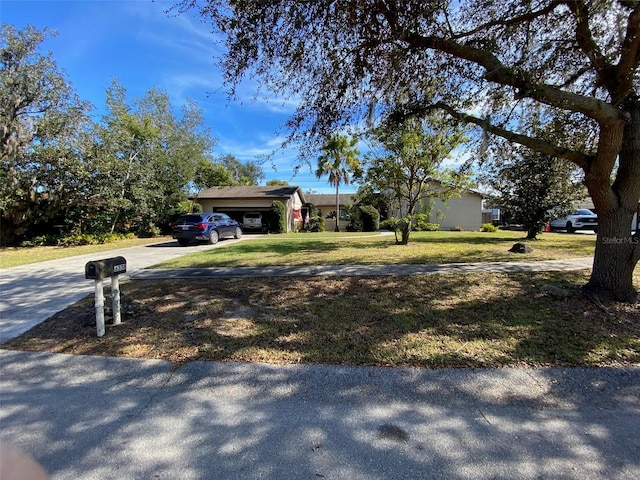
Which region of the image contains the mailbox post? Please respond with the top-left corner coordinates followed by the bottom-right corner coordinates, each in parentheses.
top-left (85, 256), bottom-right (127, 337)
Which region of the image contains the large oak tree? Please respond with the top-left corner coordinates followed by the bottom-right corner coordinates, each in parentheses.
top-left (177, 0), bottom-right (640, 301)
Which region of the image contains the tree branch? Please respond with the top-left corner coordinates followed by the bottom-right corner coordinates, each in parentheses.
top-left (564, 1), bottom-right (612, 82)
top-left (400, 32), bottom-right (628, 126)
top-left (392, 102), bottom-right (593, 170)
top-left (615, 3), bottom-right (640, 102)
top-left (449, 1), bottom-right (562, 41)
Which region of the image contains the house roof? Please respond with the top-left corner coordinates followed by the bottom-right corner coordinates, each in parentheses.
top-left (305, 194), bottom-right (355, 206)
top-left (196, 186), bottom-right (304, 201)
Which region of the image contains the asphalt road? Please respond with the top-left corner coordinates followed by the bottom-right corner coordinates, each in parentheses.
top-left (1, 350), bottom-right (638, 480)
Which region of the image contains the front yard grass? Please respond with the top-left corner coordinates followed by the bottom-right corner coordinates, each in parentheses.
top-left (5, 271), bottom-right (638, 369)
top-left (0, 236), bottom-right (172, 269)
top-left (4, 229), bottom-right (637, 370)
top-left (153, 230), bottom-right (597, 269)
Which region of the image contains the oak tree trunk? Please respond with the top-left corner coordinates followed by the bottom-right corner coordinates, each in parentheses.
top-left (584, 99), bottom-right (640, 303)
top-left (584, 209), bottom-right (639, 302)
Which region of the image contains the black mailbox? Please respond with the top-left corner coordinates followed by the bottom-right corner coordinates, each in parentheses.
top-left (85, 256), bottom-right (127, 280)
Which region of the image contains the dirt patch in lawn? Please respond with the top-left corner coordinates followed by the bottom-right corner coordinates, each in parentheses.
top-left (4, 271), bottom-right (639, 369)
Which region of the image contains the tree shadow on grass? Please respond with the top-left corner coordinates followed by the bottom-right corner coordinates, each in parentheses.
top-left (3, 272), bottom-right (638, 478)
top-left (5, 272), bottom-right (637, 369)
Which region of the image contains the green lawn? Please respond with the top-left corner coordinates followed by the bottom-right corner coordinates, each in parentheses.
top-left (0, 236), bottom-right (172, 269)
top-left (4, 228), bottom-right (638, 369)
top-left (153, 230), bottom-right (597, 269)
top-left (8, 271), bottom-right (638, 368)
top-left (0, 230), bottom-right (597, 270)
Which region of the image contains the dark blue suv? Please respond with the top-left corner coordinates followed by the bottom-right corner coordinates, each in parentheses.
top-left (172, 213), bottom-right (243, 246)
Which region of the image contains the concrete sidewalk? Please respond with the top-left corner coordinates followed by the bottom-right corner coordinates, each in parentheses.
top-left (1, 350), bottom-right (638, 480)
top-left (133, 257), bottom-right (595, 279)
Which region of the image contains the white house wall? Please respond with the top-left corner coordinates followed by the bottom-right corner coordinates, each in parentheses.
top-left (292, 192), bottom-right (304, 209)
top-left (428, 193), bottom-right (483, 231)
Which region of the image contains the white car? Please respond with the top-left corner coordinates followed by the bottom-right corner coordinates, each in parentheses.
top-left (550, 209), bottom-right (598, 233)
top-left (242, 212), bottom-right (263, 231)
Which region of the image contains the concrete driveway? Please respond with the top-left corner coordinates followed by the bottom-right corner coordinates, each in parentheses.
top-left (0, 237), bottom-right (246, 343)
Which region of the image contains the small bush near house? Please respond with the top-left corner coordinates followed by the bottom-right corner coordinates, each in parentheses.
top-left (380, 217), bottom-right (398, 230)
top-left (412, 214), bottom-right (428, 231)
top-left (422, 223), bottom-right (441, 231)
top-left (270, 201), bottom-right (287, 233)
top-left (359, 205), bottom-right (380, 232)
top-left (346, 209), bottom-right (363, 232)
top-left (481, 223), bottom-right (499, 232)
top-left (450, 225), bottom-right (464, 231)
top-left (308, 215), bottom-right (325, 232)
top-left (412, 214), bottom-right (440, 231)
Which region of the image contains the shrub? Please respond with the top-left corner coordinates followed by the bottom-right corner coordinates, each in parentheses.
top-left (359, 205), bottom-right (380, 232)
top-left (380, 217), bottom-right (399, 230)
top-left (308, 215), bottom-right (325, 232)
top-left (410, 213), bottom-right (440, 232)
top-left (26, 232), bottom-right (137, 247)
top-left (346, 208), bottom-right (363, 232)
top-left (270, 201), bottom-right (287, 233)
top-left (481, 222), bottom-right (498, 232)
top-left (423, 223), bottom-right (440, 231)
top-left (28, 234), bottom-right (60, 246)
top-left (137, 223), bottom-right (161, 238)
top-left (57, 234), bottom-right (99, 246)
top-left (450, 225), bottom-right (464, 231)
top-left (412, 213), bottom-right (429, 231)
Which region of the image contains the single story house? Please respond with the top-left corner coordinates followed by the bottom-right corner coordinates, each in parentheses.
top-left (193, 186), bottom-right (306, 233)
top-left (304, 193), bottom-right (355, 231)
top-left (385, 184), bottom-right (485, 231)
top-left (306, 187), bottom-right (485, 231)
top-left (425, 188), bottom-right (485, 231)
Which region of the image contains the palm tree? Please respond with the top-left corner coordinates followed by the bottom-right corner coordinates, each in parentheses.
top-left (316, 135), bottom-right (360, 232)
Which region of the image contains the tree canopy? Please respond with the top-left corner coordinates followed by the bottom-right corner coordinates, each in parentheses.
top-left (1, 24), bottom-right (93, 244)
top-left (93, 80), bottom-right (217, 234)
top-left (364, 115), bottom-right (472, 244)
top-left (1, 24), bottom-right (260, 244)
top-left (483, 148), bottom-right (586, 240)
top-left (219, 154), bottom-right (264, 186)
top-left (177, 0), bottom-right (640, 302)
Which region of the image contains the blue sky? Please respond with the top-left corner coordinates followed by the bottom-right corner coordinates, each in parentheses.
top-left (2, 0), bottom-right (353, 193)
